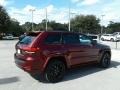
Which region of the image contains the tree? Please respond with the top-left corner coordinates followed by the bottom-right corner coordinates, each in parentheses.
top-left (107, 21), bottom-right (120, 33)
top-left (49, 21), bottom-right (68, 31)
top-left (8, 19), bottom-right (24, 36)
top-left (0, 5), bottom-right (10, 33)
top-left (31, 20), bottom-right (68, 31)
top-left (21, 22), bottom-right (32, 32)
top-left (71, 15), bottom-right (101, 34)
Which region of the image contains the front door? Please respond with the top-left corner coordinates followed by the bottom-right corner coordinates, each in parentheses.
top-left (62, 33), bottom-right (99, 66)
top-left (79, 34), bottom-right (99, 62)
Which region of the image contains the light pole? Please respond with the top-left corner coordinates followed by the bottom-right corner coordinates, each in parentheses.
top-left (68, 1), bottom-right (71, 32)
top-left (70, 12), bottom-right (76, 31)
top-left (45, 8), bottom-right (48, 31)
top-left (101, 15), bottom-right (105, 34)
top-left (29, 9), bottom-right (35, 31)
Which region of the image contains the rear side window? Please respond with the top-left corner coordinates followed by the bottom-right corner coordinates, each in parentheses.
top-left (62, 34), bottom-right (80, 44)
top-left (44, 34), bottom-right (61, 44)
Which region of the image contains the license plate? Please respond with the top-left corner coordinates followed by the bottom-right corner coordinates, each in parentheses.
top-left (17, 49), bottom-right (21, 54)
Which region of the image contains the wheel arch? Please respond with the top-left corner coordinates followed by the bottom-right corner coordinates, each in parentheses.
top-left (99, 49), bottom-right (111, 60)
top-left (43, 56), bottom-right (69, 72)
top-left (99, 49), bottom-right (111, 68)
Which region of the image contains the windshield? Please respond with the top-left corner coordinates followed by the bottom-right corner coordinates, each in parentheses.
top-left (113, 33), bottom-right (118, 36)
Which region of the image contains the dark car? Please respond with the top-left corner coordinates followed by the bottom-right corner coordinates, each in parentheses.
top-left (14, 31), bottom-right (111, 83)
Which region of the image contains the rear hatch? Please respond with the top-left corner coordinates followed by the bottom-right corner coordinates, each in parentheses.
top-left (16, 32), bottom-right (41, 56)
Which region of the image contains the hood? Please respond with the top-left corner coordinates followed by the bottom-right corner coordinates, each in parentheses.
top-left (96, 43), bottom-right (110, 49)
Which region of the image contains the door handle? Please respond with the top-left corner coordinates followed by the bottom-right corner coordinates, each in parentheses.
top-left (79, 51), bottom-right (84, 52)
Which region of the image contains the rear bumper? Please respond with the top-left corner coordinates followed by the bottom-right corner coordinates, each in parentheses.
top-left (14, 54), bottom-right (44, 74)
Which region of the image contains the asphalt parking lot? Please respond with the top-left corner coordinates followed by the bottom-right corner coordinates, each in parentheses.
top-left (0, 40), bottom-right (120, 90)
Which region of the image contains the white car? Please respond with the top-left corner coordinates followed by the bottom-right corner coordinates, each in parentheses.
top-left (3, 35), bottom-right (14, 40)
top-left (113, 32), bottom-right (120, 41)
top-left (101, 34), bottom-right (117, 42)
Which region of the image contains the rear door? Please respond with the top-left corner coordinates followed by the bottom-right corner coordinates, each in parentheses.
top-left (43, 32), bottom-right (64, 57)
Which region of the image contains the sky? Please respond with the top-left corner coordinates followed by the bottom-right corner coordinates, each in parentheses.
top-left (0, 0), bottom-right (120, 26)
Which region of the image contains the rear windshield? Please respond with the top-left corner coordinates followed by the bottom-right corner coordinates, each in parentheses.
top-left (19, 36), bottom-right (36, 45)
top-left (19, 32), bottom-right (40, 45)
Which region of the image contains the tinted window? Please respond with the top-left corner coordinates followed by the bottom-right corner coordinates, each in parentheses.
top-left (19, 36), bottom-right (35, 45)
top-left (18, 32), bottom-right (40, 45)
top-left (79, 34), bottom-right (92, 45)
top-left (63, 34), bottom-right (80, 44)
top-left (104, 35), bottom-right (109, 36)
top-left (88, 35), bottom-right (97, 39)
top-left (45, 34), bottom-right (61, 44)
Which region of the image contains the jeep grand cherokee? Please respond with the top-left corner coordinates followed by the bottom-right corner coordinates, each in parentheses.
top-left (14, 31), bottom-right (111, 83)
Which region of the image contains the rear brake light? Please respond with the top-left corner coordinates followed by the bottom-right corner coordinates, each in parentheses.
top-left (22, 47), bottom-right (40, 54)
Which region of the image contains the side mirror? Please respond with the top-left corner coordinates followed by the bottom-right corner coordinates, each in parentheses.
top-left (92, 40), bottom-right (97, 45)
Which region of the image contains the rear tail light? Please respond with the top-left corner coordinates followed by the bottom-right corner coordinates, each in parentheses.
top-left (22, 47), bottom-right (40, 54)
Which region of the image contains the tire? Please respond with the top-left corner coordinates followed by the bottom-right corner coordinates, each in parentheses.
top-left (101, 38), bottom-right (104, 41)
top-left (110, 38), bottom-right (114, 42)
top-left (100, 53), bottom-right (111, 68)
top-left (44, 60), bottom-right (66, 83)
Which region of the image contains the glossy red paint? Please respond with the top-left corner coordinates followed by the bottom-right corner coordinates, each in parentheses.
top-left (14, 31), bottom-right (111, 74)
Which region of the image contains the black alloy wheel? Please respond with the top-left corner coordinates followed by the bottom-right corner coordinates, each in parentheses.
top-left (44, 60), bottom-right (66, 83)
top-left (101, 38), bottom-right (104, 41)
top-left (100, 53), bottom-right (111, 68)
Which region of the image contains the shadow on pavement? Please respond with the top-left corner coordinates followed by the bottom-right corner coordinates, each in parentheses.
top-left (63, 61), bottom-right (120, 82)
top-left (32, 61), bottom-right (120, 83)
top-left (0, 76), bottom-right (19, 85)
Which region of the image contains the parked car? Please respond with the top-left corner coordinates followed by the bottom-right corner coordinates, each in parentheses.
top-left (101, 34), bottom-right (117, 41)
top-left (14, 31), bottom-right (111, 83)
top-left (87, 34), bottom-right (99, 41)
top-left (112, 32), bottom-right (120, 41)
top-left (113, 32), bottom-right (120, 36)
top-left (2, 34), bottom-right (14, 40)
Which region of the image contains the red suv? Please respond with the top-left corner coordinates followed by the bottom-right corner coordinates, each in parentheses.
top-left (14, 31), bottom-right (111, 83)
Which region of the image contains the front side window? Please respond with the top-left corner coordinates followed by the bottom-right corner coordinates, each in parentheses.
top-left (79, 34), bottom-right (92, 45)
top-left (62, 34), bottom-right (80, 44)
top-left (44, 34), bottom-right (61, 44)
